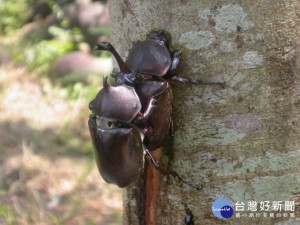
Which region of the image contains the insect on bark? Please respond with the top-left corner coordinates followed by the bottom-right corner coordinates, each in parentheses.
top-left (88, 32), bottom-right (224, 189)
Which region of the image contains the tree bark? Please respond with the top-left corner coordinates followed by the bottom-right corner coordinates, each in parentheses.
top-left (107, 1), bottom-right (299, 224)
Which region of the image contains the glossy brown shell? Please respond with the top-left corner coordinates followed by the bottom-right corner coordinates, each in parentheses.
top-left (125, 40), bottom-right (172, 76)
top-left (88, 117), bottom-right (143, 187)
top-left (89, 77), bottom-right (142, 122)
top-left (135, 81), bottom-right (172, 150)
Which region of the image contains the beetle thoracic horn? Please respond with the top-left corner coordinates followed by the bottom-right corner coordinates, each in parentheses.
top-left (95, 42), bottom-right (132, 74)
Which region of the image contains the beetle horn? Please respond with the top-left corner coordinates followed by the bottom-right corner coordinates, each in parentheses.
top-left (103, 76), bottom-right (109, 89)
top-left (95, 42), bottom-right (132, 74)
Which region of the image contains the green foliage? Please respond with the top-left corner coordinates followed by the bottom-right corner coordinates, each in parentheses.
top-left (18, 20), bottom-right (84, 75)
top-left (66, 82), bottom-right (85, 100)
top-left (89, 26), bottom-right (111, 38)
top-left (0, 205), bottom-right (14, 225)
top-left (63, 81), bottom-right (101, 106)
top-left (22, 39), bottom-right (76, 75)
top-left (0, 0), bottom-right (32, 35)
top-left (0, 0), bottom-right (110, 101)
top-left (96, 48), bottom-right (112, 58)
top-left (2, 0), bottom-right (84, 76)
top-left (90, 27), bottom-right (111, 58)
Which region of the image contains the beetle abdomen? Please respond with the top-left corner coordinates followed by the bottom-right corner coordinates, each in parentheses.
top-left (88, 116), bottom-right (143, 187)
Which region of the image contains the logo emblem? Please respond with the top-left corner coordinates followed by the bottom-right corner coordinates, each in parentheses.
top-left (212, 198), bottom-right (233, 218)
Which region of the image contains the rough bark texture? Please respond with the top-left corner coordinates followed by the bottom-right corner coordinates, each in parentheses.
top-left (107, 1), bottom-right (299, 224)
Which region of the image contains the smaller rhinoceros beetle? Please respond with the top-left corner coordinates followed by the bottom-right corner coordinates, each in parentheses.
top-left (88, 32), bottom-right (224, 189)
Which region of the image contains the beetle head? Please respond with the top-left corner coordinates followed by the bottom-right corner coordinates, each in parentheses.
top-left (115, 72), bottom-right (136, 86)
top-left (147, 33), bottom-right (167, 45)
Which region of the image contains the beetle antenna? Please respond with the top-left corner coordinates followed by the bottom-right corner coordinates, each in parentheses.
top-left (145, 149), bottom-right (202, 190)
top-left (95, 42), bottom-right (132, 74)
top-left (170, 76), bottom-right (225, 88)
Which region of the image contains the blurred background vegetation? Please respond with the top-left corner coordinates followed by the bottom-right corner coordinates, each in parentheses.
top-left (0, 0), bottom-right (122, 224)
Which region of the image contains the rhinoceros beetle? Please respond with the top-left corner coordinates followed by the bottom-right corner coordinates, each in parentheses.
top-left (88, 32), bottom-right (223, 189)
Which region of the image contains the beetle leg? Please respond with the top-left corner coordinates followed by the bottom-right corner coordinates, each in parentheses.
top-left (95, 42), bottom-right (132, 73)
top-left (170, 51), bottom-right (180, 73)
top-left (170, 76), bottom-right (225, 87)
top-left (145, 149), bottom-right (202, 190)
top-left (163, 51), bottom-right (180, 79)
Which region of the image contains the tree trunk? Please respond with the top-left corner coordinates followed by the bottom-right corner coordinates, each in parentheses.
top-left (107, 1), bottom-right (299, 224)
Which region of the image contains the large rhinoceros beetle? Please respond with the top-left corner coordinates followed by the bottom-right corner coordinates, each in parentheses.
top-left (88, 32), bottom-right (223, 189)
